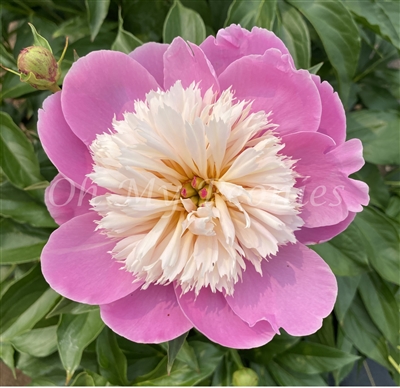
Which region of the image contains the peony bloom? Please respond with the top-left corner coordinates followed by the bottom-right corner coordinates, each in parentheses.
top-left (39, 25), bottom-right (369, 348)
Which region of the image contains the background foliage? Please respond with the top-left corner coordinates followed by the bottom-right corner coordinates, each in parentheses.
top-left (0, 0), bottom-right (399, 386)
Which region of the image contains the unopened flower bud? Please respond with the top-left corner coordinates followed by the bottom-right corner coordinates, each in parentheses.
top-left (198, 184), bottom-right (213, 200)
top-left (17, 46), bottom-right (60, 90)
top-left (191, 176), bottom-right (206, 190)
top-left (232, 368), bottom-right (259, 386)
top-left (181, 182), bottom-right (197, 198)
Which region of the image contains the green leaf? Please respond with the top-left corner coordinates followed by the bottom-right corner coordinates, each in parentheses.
top-left (163, 0), bottom-right (206, 45)
top-left (11, 326), bottom-right (57, 357)
top-left (0, 265), bottom-right (59, 341)
top-left (0, 218), bottom-right (51, 265)
top-left (71, 372), bottom-right (95, 386)
top-left (167, 332), bottom-right (188, 374)
top-left (311, 220), bottom-right (369, 277)
top-left (225, 0), bottom-right (277, 31)
top-left (267, 360), bottom-right (327, 386)
top-left (358, 82), bottom-right (399, 110)
top-left (0, 342), bottom-right (15, 377)
top-left (341, 293), bottom-right (392, 370)
top-left (276, 341), bottom-right (360, 374)
top-left (135, 341), bottom-right (224, 386)
top-left (342, 0), bottom-right (399, 49)
top-left (333, 327), bottom-right (358, 385)
top-left (46, 297), bottom-right (98, 318)
top-left (276, 1), bottom-right (310, 69)
top-left (249, 363), bottom-right (276, 386)
top-left (0, 71), bottom-right (37, 100)
top-left (85, 0), bottom-right (110, 42)
top-left (96, 328), bottom-right (129, 385)
top-left (212, 355), bottom-right (236, 386)
top-left (57, 310), bottom-right (104, 382)
top-left (28, 23), bottom-right (52, 52)
top-left (347, 109), bottom-right (400, 165)
top-left (353, 207), bottom-right (400, 285)
top-left (386, 196), bottom-right (400, 223)
top-left (286, 0), bottom-right (360, 105)
top-left (308, 62), bottom-right (323, 75)
top-left (112, 8), bottom-right (142, 54)
top-left (358, 272), bottom-right (399, 347)
top-left (314, 314), bottom-right (335, 348)
top-left (335, 275), bottom-right (361, 325)
top-left (0, 182), bottom-right (56, 228)
top-left (0, 112), bottom-right (44, 190)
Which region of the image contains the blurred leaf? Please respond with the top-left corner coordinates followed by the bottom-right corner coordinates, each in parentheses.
top-left (250, 362), bottom-right (276, 386)
top-left (314, 315), bottom-right (335, 348)
top-left (311, 220), bottom-right (370, 277)
top-left (96, 328), bottom-right (129, 385)
top-left (0, 71), bottom-right (38, 100)
top-left (0, 265), bottom-right (59, 341)
top-left (0, 112), bottom-right (44, 190)
top-left (342, 0), bottom-right (399, 50)
top-left (0, 218), bottom-right (51, 265)
top-left (0, 181), bottom-right (56, 228)
top-left (167, 332), bottom-right (187, 374)
top-left (267, 360), bottom-right (327, 386)
top-left (225, 0), bottom-right (277, 31)
top-left (347, 110), bottom-right (400, 165)
top-left (52, 16), bottom-right (91, 43)
top-left (209, 0), bottom-right (233, 30)
top-left (358, 82), bottom-right (399, 110)
top-left (0, 42), bottom-right (17, 68)
top-left (386, 196), bottom-right (400, 223)
top-left (46, 297), bottom-right (98, 318)
top-left (212, 355), bottom-right (235, 386)
top-left (333, 327), bottom-right (358, 385)
top-left (135, 341), bottom-right (225, 385)
top-left (57, 310), bottom-right (104, 383)
top-left (66, 32), bottom-right (116, 61)
top-left (0, 342), bottom-right (15, 376)
top-left (335, 275), bottom-right (361, 325)
top-left (163, 0), bottom-right (206, 45)
top-left (71, 371), bottom-right (95, 386)
top-left (287, 0), bottom-right (360, 105)
top-left (85, 0), bottom-right (110, 42)
top-left (112, 8), bottom-right (142, 54)
top-left (341, 293), bottom-right (392, 370)
top-left (276, 1), bottom-right (310, 69)
top-left (359, 272), bottom-right (399, 347)
top-left (181, 0), bottom-right (213, 27)
top-left (11, 326), bottom-right (57, 357)
top-left (354, 206), bottom-right (400, 285)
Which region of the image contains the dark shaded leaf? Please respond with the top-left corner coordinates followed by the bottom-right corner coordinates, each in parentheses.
top-left (112, 8), bottom-right (142, 54)
top-left (85, 0), bottom-right (110, 41)
top-left (335, 275), bottom-right (361, 325)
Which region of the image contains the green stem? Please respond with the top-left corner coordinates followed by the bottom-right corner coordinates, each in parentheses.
top-left (229, 349), bottom-right (244, 369)
top-left (48, 83), bottom-right (61, 93)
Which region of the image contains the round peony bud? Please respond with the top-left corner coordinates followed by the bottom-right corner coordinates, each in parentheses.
top-left (17, 46), bottom-right (60, 90)
top-left (232, 368), bottom-right (259, 386)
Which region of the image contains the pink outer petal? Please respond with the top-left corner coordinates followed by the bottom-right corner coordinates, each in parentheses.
top-left (45, 174), bottom-right (93, 225)
top-left (282, 132), bottom-right (369, 228)
top-left (218, 49), bottom-right (322, 136)
top-left (226, 243), bottom-right (337, 336)
top-left (201, 24), bottom-right (292, 76)
top-left (176, 287), bottom-right (276, 349)
top-left (312, 75), bottom-right (346, 146)
top-left (38, 92), bottom-right (94, 189)
top-left (296, 212), bottom-right (356, 245)
top-left (129, 42), bottom-right (168, 87)
top-left (41, 212), bottom-right (141, 305)
top-left (100, 284), bottom-right (193, 344)
top-left (163, 37), bottom-right (220, 94)
top-left (62, 50), bottom-right (160, 146)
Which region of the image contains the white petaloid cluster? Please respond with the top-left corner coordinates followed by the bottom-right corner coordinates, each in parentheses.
top-left (89, 81), bottom-right (303, 295)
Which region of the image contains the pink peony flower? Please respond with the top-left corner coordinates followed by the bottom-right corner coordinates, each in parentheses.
top-left (39, 25), bottom-right (369, 348)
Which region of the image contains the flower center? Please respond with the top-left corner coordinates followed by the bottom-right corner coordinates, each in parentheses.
top-left (88, 81), bottom-right (303, 295)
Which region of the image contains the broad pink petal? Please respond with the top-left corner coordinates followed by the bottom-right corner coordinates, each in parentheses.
top-left (129, 42), bottom-right (168, 87)
top-left (41, 212), bottom-right (140, 305)
top-left (282, 132), bottom-right (369, 228)
top-left (226, 243), bottom-right (337, 336)
top-left (100, 284), bottom-right (193, 343)
top-left (201, 25), bottom-right (291, 76)
top-left (163, 37), bottom-right (219, 94)
top-left (62, 50), bottom-right (160, 146)
top-left (176, 287), bottom-right (276, 349)
top-left (218, 49), bottom-right (321, 136)
top-left (312, 75), bottom-right (346, 146)
top-left (296, 212), bottom-right (356, 245)
top-left (38, 92), bottom-right (93, 189)
top-left (45, 174), bottom-right (93, 225)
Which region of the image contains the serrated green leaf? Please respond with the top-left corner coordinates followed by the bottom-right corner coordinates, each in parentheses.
top-left (287, 0), bottom-right (360, 106)
top-left (96, 328), bottom-right (129, 385)
top-left (111, 8), bottom-right (142, 54)
top-left (353, 206), bottom-right (400, 285)
top-left (57, 310), bottom-right (104, 382)
top-left (359, 272), bottom-right (399, 347)
top-left (276, 1), bottom-right (310, 69)
top-left (11, 326), bottom-right (57, 357)
top-left (225, 0), bottom-right (277, 31)
top-left (276, 342), bottom-right (360, 374)
top-left (347, 109), bottom-right (400, 165)
top-left (46, 297), bottom-right (98, 318)
top-left (85, 0), bottom-right (110, 42)
top-left (163, 0), bottom-right (206, 45)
